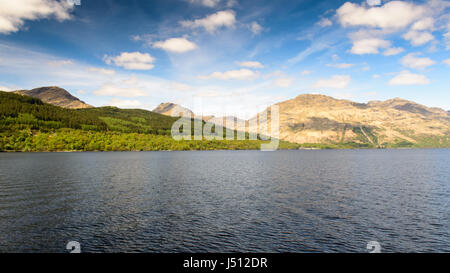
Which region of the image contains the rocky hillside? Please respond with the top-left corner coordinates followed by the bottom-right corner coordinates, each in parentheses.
top-left (248, 94), bottom-right (450, 148)
top-left (153, 103), bottom-right (247, 130)
top-left (152, 95), bottom-right (449, 148)
top-left (14, 86), bottom-right (92, 109)
top-left (153, 102), bottom-right (194, 117)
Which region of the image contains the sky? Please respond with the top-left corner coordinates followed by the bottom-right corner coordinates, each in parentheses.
top-left (0, 0), bottom-right (449, 118)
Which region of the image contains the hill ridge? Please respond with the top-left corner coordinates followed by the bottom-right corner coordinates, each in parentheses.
top-left (247, 93), bottom-right (450, 147)
top-left (3, 87), bottom-right (449, 149)
top-left (14, 86), bottom-right (93, 109)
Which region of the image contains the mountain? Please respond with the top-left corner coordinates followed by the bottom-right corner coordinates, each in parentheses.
top-left (14, 86), bottom-right (93, 109)
top-left (0, 91), bottom-right (297, 152)
top-left (207, 116), bottom-right (248, 129)
top-left (248, 94), bottom-right (450, 148)
top-left (153, 103), bottom-right (245, 127)
top-left (153, 102), bottom-right (194, 117)
top-left (2, 86), bottom-right (449, 150)
top-left (153, 95), bottom-right (449, 148)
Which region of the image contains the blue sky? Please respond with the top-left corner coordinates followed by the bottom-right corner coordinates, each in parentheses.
top-left (0, 0), bottom-right (449, 117)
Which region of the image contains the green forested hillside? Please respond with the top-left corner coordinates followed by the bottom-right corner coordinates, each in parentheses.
top-left (0, 91), bottom-right (299, 151)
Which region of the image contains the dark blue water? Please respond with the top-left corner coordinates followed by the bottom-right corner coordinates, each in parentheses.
top-left (0, 150), bottom-right (449, 253)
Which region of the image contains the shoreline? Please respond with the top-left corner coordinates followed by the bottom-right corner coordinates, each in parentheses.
top-left (1, 147), bottom-right (449, 153)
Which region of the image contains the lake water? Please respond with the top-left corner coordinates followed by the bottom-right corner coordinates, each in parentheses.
top-left (0, 150), bottom-right (449, 253)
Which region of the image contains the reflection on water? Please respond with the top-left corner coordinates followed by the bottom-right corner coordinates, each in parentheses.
top-left (0, 150), bottom-right (449, 252)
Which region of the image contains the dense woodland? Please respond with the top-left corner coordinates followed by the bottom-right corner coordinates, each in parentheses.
top-left (0, 91), bottom-right (299, 152)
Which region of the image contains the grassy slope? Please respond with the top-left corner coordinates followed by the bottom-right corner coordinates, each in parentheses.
top-left (0, 91), bottom-right (299, 151)
top-left (298, 126), bottom-right (449, 149)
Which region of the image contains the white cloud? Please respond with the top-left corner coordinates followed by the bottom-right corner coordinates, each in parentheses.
top-left (88, 67), bottom-right (115, 75)
top-left (327, 63), bottom-right (355, 69)
top-left (366, 0), bottom-right (381, 6)
top-left (1, 43), bottom-right (297, 117)
top-left (170, 82), bottom-right (193, 92)
top-left (336, 1), bottom-right (450, 53)
top-left (350, 38), bottom-right (391, 54)
top-left (443, 58), bottom-right (450, 66)
top-left (152, 37), bottom-right (198, 53)
top-left (300, 70), bottom-right (311, 75)
top-left (372, 74), bottom-right (381, 79)
top-left (273, 78), bottom-right (293, 88)
top-left (93, 84), bottom-right (148, 97)
top-left (337, 1), bottom-right (423, 30)
top-left (0, 0), bottom-right (74, 34)
top-left (249, 21), bottom-right (263, 35)
top-left (401, 53), bottom-right (435, 70)
top-left (238, 61), bottom-right (264, 69)
top-left (48, 60), bottom-right (73, 66)
top-left (411, 17), bottom-right (434, 31)
top-left (187, 0), bottom-right (220, 7)
top-left (445, 30), bottom-right (450, 50)
top-left (107, 98), bottom-right (142, 108)
top-left (263, 70), bottom-right (284, 79)
top-left (104, 52), bottom-right (155, 70)
top-left (198, 69), bottom-right (259, 80)
top-left (403, 30), bottom-right (434, 46)
top-left (0, 85), bottom-right (11, 91)
top-left (288, 42), bottom-right (329, 64)
top-left (389, 70), bottom-right (430, 85)
top-left (312, 75), bottom-right (351, 89)
top-left (124, 75), bottom-right (137, 85)
top-left (383, 47), bottom-right (404, 56)
top-left (180, 10), bottom-right (236, 33)
top-left (0, 43), bottom-right (122, 89)
top-left (317, 18), bottom-right (332, 27)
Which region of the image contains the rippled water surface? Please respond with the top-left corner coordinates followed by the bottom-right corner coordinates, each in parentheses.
top-left (0, 150), bottom-right (449, 253)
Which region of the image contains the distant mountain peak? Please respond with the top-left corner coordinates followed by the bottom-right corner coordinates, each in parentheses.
top-left (14, 86), bottom-right (92, 109)
top-left (292, 93), bottom-right (348, 104)
top-left (152, 102), bottom-right (245, 127)
top-left (152, 102), bottom-right (194, 117)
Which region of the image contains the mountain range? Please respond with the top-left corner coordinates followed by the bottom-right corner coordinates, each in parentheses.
top-left (251, 94), bottom-right (450, 147)
top-left (152, 103), bottom-right (246, 126)
top-left (5, 86), bottom-right (450, 148)
top-left (1, 89), bottom-right (298, 152)
top-left (153, 93), bottom-right (450, 148)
